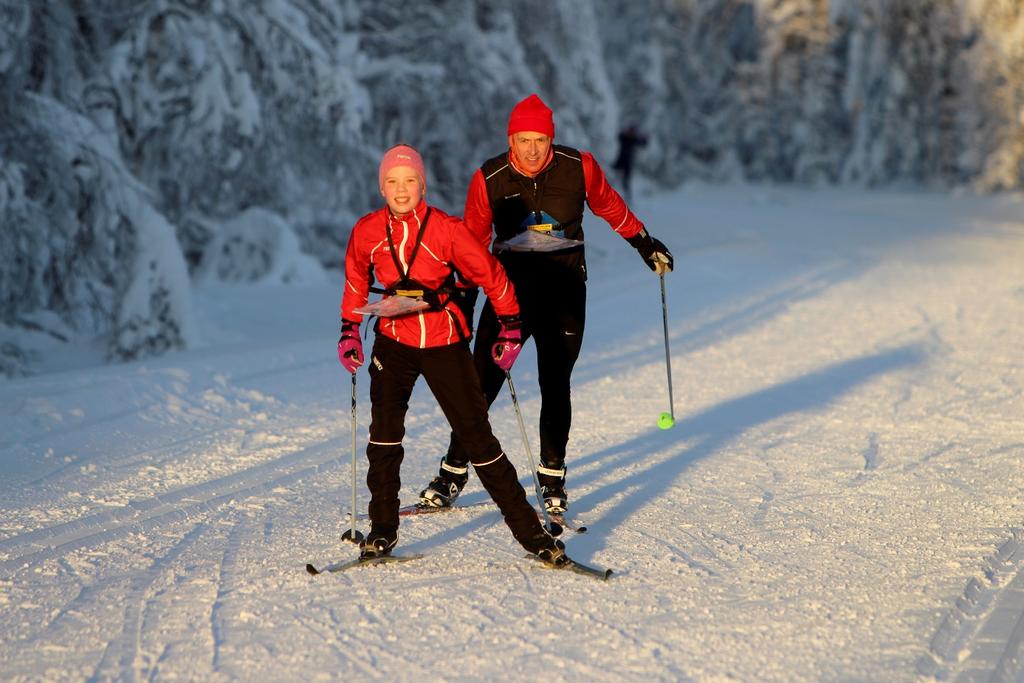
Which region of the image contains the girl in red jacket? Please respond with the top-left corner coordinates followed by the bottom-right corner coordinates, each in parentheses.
top-left (338, 144), bottom-right (563, 563)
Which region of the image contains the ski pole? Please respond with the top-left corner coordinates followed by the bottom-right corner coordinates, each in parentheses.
top-left (658, 274), bottom-right (676, 430)
top-left (504, 371), bottom-right (559, 535)
top-left (341, 372), bottom-right (364, 544)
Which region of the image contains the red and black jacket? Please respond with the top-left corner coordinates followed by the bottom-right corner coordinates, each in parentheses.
top-left (462, 145), bottom-right (646, 281)
top-left (341, 200), bottom-right (518, 348)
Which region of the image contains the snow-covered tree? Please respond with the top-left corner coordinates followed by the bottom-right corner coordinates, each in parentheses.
top-left (0, 3), bottom-right (193, 373)
top-left (197, 207), bottom-right (327, 286)
top-left (958, 0), bottom-right (1024, 191)
top-left (3, 0), bottom-right (1023, 376)
top-left (353, 1), bottom-right (619, 204)
top-left (99, 0), bottom-right (371, 267)
top-left (754, 0), bottom-right (848, 184)
top-left (832, 0), bottom-right (962, 186)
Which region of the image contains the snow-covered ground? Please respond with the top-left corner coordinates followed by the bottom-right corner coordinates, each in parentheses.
top-left (1, 185), bottom-right (1023, 682)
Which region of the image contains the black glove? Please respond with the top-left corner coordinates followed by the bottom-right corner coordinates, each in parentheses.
top-left (627, 228), bottom-right (674, 275)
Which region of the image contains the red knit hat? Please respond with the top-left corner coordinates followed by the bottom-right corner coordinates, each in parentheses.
top-left (379, 144), bottom-right (426, 191)
top-left (507, 94), bottom-right (555, 138)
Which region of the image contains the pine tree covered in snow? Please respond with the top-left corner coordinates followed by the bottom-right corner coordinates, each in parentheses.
top-left (100, 1), bottom-right (370, 266)
top-left (354, 1), bottom-right (618, 197)
top-left (1, 0), bottom-right (1022, 376)
top-left (957, 0), bottom-right (1024, 191)
top-left (756, 0), bottom-right (847, 184)
top-left (830, 0), bottom-right (962, 185)
top-left (0, 3), bottom-right (192, 373)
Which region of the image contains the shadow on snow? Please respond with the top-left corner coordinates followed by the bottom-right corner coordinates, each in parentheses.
top-left (571, 343), bottom-right (926, 561)
top-left (398, 344), bottom-right (925, 566)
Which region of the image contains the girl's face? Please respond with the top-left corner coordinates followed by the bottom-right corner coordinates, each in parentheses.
top-left (381, 166), bottom-right (424, 216)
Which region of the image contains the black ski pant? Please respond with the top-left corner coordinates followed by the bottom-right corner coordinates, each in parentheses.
top-left (447, 272), bottom-right (586, 475)
top-left (365, 335), bottom-right (543, 548)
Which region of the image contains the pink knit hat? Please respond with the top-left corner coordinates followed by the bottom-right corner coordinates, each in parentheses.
top-left (507, 94), bottom-right (555, 138)
top-left (379, 144), bottom-right (426, 191)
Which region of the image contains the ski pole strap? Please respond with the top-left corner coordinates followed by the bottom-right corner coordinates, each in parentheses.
top-left (340, 318), bottom-right (360, 339)
top-left (537, 464), bottom-right (566, 478)
top-left (497, 313), bottom-right (522, 330)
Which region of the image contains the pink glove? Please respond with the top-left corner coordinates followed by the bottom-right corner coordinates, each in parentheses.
top-left (491, 316), bottom-right (523, 372)
top-left (337, 320), bottom-right (363, 373)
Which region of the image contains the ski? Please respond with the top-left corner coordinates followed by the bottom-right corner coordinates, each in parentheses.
top-left (308, 551), bottom-right (609, 579)
top-left (398, 501), bottom-right (493, 517)
top-left (306, 553), bottom-right (424, 575)
top-left (526, 554), bottom-right (613, 581)
top-left (349, 501), bottom-right (493, 521)
top-left (399, 504), bottom-right (587, 536)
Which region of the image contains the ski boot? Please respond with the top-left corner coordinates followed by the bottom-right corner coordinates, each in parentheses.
top-left (538, 461), bottom-right (568, 514)
top-left (418, 457), bottom-right (469, 508)
top-left (359, 526), bottom-right (398, 559)
top-left (524, 529), bottom-right (568, 567)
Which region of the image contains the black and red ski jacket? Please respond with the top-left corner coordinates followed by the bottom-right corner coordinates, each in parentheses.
top-left (462, 145), bottom-right (646, 278)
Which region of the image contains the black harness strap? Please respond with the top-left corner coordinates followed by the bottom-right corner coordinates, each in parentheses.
top-left (369, 209), bottom-right (461, 319)
top-left (385, 207), bottom-right (431, 285)
top-left (369, 208), bottom-right (433, 298)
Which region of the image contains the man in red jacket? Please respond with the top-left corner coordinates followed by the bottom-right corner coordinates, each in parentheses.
top-left (418, 95), bottom-right (673, 515)
top-left (339, 144), bottom-right (564, 563)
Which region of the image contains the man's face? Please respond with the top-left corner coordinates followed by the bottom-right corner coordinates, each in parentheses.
top-left (509, 131), bottom-right (552, 176)
top-left (381, 166), bottom-right (424, 216)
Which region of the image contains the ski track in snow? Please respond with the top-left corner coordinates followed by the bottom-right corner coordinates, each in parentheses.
top-left (88, 517), bottom-right (217, 682)
top-left (919, 529), bottom-right (1024, 682)
top-left (1, 186), bottom-right (1023, 681)
top-left (0, 436), bottom-right (339, 574)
